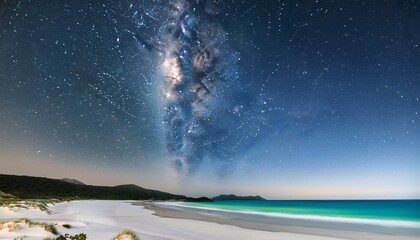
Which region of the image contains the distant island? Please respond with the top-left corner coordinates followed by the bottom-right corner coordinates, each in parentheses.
top-left (185, 196), bottom-right (214, 202)
top-left (212, 194), bottom-right (266, 201)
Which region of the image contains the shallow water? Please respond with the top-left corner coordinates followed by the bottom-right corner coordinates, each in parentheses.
top-left (180, 200), bottom-right (420, 227)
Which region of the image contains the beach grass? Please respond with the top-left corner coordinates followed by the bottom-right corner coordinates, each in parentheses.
top-left (0, 197), bottom-right (63, 213)
top-left (0, 218), bottom-right (58, 235)
top-left (112, 229), bottom-right (141, 240)
top-left (0, 191), bottom-right (16, 199)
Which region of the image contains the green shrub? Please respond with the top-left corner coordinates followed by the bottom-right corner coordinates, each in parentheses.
top-left (56, 233), bottom-right (87, 240)
top-left (43, 224), bottom-right (58, 235)
top-left (112, 229), bottom-right (140, 240)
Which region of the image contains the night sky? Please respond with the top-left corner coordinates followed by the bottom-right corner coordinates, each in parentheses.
top-left (0, 0), bottom-right (419, 199)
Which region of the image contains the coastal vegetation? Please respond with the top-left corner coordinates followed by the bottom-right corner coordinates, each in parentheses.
top-left (1, 218), bottom-right (140, 240)
top-left (112, 229), bottom-right (141, 240)
top-left (0, 218), bottom-right (58, 235)
top-left (0, 197), bottom-right (63, 213)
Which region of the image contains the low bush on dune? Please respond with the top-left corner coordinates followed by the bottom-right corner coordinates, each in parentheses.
top-left (112, 229), bottom-right (141, 240)
top-left (44, 233), bottom-right (87, 240)
top-left (42, 230), bottom-right (142, 240)
top-left (44, 223), bottom-right (58, 235)
top-left (56, 233), bottom-right (87, 240)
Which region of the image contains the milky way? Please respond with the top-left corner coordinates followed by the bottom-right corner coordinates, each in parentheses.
top-left (132, 0), bottom-right (265, 173)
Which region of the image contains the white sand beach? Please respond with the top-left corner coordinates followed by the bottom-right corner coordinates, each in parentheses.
top-left (0, 200), bottom-right (346, 240)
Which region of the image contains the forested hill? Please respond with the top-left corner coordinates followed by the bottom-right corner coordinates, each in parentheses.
top-left (0, 173), bottom-right (186, 200)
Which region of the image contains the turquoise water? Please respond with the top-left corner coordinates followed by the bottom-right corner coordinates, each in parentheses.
top-left (182, 200), bottom-right (420, 222)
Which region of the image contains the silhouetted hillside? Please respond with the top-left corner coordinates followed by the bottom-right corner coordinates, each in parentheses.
top-left (60, 178), bottom-right (85, 185)
top-left (0, 174), bottom-right (186, 200)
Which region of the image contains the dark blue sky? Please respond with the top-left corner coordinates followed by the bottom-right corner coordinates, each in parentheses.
top-left (0, 0), bottom-right (419, 198)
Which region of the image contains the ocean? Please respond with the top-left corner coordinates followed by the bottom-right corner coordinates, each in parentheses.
top-left (176, 200), bottom-right (420, 228)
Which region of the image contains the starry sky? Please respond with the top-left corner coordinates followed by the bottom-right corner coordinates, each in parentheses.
top-left (0, 0), bottom-right (419, 199)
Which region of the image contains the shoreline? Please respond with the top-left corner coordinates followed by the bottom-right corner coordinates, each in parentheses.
top-left (139, 201), bottom-right (420, 240)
